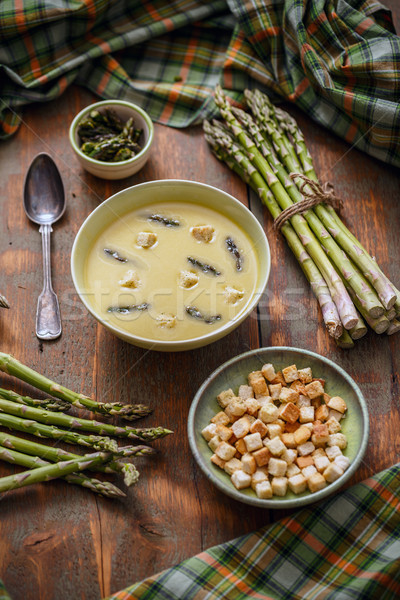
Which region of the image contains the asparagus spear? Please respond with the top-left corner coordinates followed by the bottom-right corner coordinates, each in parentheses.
top-left (233, 104), bottom-right (384, 320)
top-left (0, 352), bottom-right (152, 421)
top-left (247, 89), bottom-right (397, 311)
top-left (0, 294), bottom-right (9, 309)
top-left (335, 329), bottom-right (355, 349)
top-left (203, 121), bottom-right (342, 338)
top-left (213, 85), bottom-right (358, 330)
top-left (0, 451), bottom-right (112, 494)
top-left (0, 398), bottom-right (172, 442)
top-left (0, 446), bottom-right (125, 498)
top-left (0, 413), bottom-right (118, 452)
top-left (0, 387), bottom-right (70, 412)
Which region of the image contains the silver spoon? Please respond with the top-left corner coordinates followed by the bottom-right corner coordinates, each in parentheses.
top-left (24, 153), bottom-right (66, 340)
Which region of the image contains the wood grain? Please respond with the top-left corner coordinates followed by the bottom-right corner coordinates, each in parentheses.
top-left (0, 13), bottom-right (400, 597)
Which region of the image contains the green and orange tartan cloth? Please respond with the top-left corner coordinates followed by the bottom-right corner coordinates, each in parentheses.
top-left (0, 0), bottom-right (399, 166)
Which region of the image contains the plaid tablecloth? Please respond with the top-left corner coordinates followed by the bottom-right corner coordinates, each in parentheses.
top-left (0, 0), bottom-right (399, 166)
top-left (103, 464), bottom-right (400, 600)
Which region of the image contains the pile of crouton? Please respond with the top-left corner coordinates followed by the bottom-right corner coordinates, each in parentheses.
top-left (202, 362), bottom-right (350, 499)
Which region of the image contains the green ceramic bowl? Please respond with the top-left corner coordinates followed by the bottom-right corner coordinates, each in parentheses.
top-left (188, 347), bottom-right (369, 509)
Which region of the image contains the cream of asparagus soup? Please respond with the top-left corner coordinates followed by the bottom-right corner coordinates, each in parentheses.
top-left (84, 202), bottom-right (259, 341)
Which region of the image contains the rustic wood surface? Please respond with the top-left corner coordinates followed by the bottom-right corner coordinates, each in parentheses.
top-left (0, 14), bottom-right (399, 598)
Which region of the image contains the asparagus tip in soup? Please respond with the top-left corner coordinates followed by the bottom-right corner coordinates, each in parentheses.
top-left (147, 214), bottom-right (180, 227)
top-left (107, 303), bottom-right (150, 314)
top-left (187, 256), bottom-right (221, 276)
top-left (225, 237), bottom-right (243, 271)
top-left (186, 306), bottom-right (222, 325)
top-left (104, 248), bottom-right (128, 263)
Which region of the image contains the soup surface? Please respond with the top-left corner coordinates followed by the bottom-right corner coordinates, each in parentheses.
top-left (84, 202), bottom-right (259, 341)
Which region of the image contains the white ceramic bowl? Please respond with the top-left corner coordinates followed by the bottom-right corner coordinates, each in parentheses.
top-left (69, 100), bottom-right (154, 179)
top-left (71, 180), bottom-right (271, 351)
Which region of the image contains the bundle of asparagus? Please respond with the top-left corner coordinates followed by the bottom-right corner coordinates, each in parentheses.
top-left (203, 86), bottom-right (400, 348)
top-left (0, 352), bottom-right (172, 497)
top-left (0, 294), bottom-right (9, 309)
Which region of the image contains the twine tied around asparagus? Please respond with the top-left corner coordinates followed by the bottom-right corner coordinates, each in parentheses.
top-left (273, 174), bottom-right (343, 231)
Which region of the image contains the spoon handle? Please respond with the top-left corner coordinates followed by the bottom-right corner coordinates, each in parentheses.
top-left (36, 224), bottom-right (62, 340)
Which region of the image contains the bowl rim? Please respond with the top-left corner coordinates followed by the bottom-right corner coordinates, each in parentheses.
top-left (70, 179), bottom-right (271, 350)
top-left (187, 346), bottom-right (370, 509)
top-left (69, 99), bottom-right (154, 167)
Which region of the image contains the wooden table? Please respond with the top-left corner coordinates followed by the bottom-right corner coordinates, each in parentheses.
top-left (1, 43), bottom-right (399, 600)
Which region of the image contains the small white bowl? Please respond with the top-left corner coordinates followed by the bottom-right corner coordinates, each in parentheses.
top-left (71, 179), bottom-right (271, 351)
top-left (69, 100), bottom-right (154, 180)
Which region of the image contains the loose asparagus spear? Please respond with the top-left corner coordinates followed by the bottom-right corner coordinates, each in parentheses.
top-left (335, 329), bottom-right (355, 349)
top-left (0, 446), bottom-right (125, 498)
top-left (213, 86), bottom-right (358, 330)
top-left (0, 413), bottom-right (118, 452)
top-left (203, 120), bottom-right (343, 337)
top-left (0, 431), bottom-right (153, 485)
top-left (0, 352), bottom-right (152, 421)
top-left (0, 451), bottom-right (112, 494)
top-left (0, 387), bottom-right (70, 412)
top-left (0, 398), bottom-right (172, 442)
top-left (0, 294), bottom-right (9, 309)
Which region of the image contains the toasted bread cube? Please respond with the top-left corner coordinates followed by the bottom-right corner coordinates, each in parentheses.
top-left (243, 432), bottom-right (263, 453)
top-left (217, 389), bottom-right (235, 409)
top-left (329, 409), bottom-right (343, 422)
top-left (235, 438), bottom-right (247, 455)
top-left (281, 433), bottom-right (296, 449)
top-left (201, 423), bottom-right (217, 442)
top-left (328, 433), bottom-right (347, 449)
top-left (284, 422), bottom-right (300, 433)
top-left (224, 286), bottom-right (244, 304)
top-left (256, 395), bottom-right (273, 406)
top-left (294, 425), bottom-right (311, 445)
top-left (279, 387), bottom-right (299, 404)
top-left (265, 437), bottom-right (286, 456)
top-left (297, 394), bottom-right (311, 408)
top-left (245, 398), bottom-right (261, 416)
top-left (271, 476), bottom-right (288, 497)
top-left (312, 447), bottom-right (326, 458)
top-left (290, 380), bottom-right (306, 395)
top-left (311, 397), bottom-right (322, 409)
top-left (223, 457), bottom-right (242, 475)
top-left (327, 396), bottom-right (347, 414)
top-left (225, 398), bottom-right (247, 420)
top-left (307, 472), bottom-right (327, 493)
top-left (241, 453), bottom-right (257, 475)
top-left (191, 225), bottom-right (214, 243)
top-left (208, 435), bottom-right (222, 452)
top-left (312, 423), bottom-right (330, 446)
top-left (272, 419), bottom-right (285, 429)
top-left (211, 411), bottom-right (230, 426)
top-left (288, 473), bottom-right (307, 494)
top-left (238, 384), bottom-right (254, 400)
top-left (302, 465), bottom-right (317, 480)
top-left (137, 231), bottom-right (157, 248)
top-left (286, 463), bottom-right (301, 477)
top-left (303, 422), bottom-right (314, 431)
top-left (325, 445), bottom-right (342, 461)
top-left (281, 448), bottom-right (297, 465)
top-left (251, 469), bottom-right (269, 490)
top-left (119, 270), bottom-right (140, 289)
top-left (297, 456), bottom-right (314, 469)
top-left (156, 313), bottom-right (177, 328)
top-left (211, 454), bottom-right (226, 469)
top-left (314, 455), bottom-right (330, 473)
top-left (231, 416), bottom-right (251, 439)
top-left (269, 383), bottom-right (282, 400)
top-left (315, 404), bottom-right (330, 422)
top-left (215, 424), bottom-right (233, 442)
top-left (323, 462), bottom-right (344, 483)
top-left (248, 371), bottom-right (269, 395)
top-left (253, 447), bottom-right (271, 468)
top-left (266, 424), bottom-right (282, 439)
top-left (298, 367), bottom-right (313, 384)
top-left (261, 363), bottom-right (276, 382)
top-left (282, 364), bottom-right (299, 383)
top-left (255, 480), bottom-right (273, 499)
top-left (179, 269), bottom-right (200, 288)
top-left (297, 441), bottom-right (315, 456)
top-left (231, 470), bottom-right (252, 490)
top-left (215, 442), bottom-right (236, 461)
top-left (250, 419), bottom-right (268, 438)
top-left (280, 402), bottom-right (300, 424)
top-left (334, 455), bottom-right (350, 471)
top-left (259, 403), bottom-right (279, 424)
top-left (299, 406), bottom-right (315, 423)
top-left (326, 417), bottom-right (342, 434)
top-left (323, 392), bottom-right (331, 403)
top-left (304, 380), bottom-right (324, 399)
top-left (271, 371), bottom-right (286, 386)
